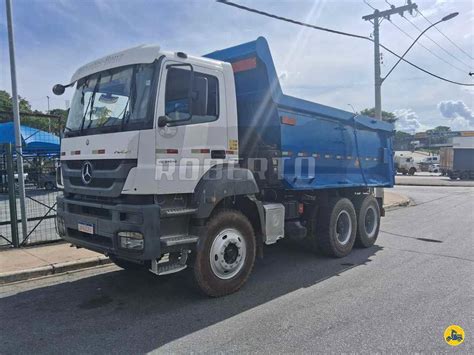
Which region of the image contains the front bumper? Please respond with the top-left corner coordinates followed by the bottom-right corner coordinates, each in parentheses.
top-left (57, 196), bottom-right (161, 260)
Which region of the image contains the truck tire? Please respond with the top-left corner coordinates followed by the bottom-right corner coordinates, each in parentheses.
top-left (193, 209), bottom-right (256, 297)
top-left (110, 256), bottom-right (144, 271)
top-left (353, 195), bottom-right (380, 248)
top-left (317, 198), bottom-right (357, 258)
top-left (408, 167), bottom-right (416, 176)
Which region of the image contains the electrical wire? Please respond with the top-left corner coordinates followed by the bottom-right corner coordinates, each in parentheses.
top-left (216, 0), bottom-right (370, 41)
top-left (401, 15), bottom-right (472, 69)
top-left (382, 0), bottom-right (471, 69)
top-left (216, 0), bottom-right (474, 86)
top-left (417, 8), bottom-right (473, 61)
top-left (387, 19), bottom-right (468, 74)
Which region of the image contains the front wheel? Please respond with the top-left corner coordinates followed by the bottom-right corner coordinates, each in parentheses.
top-left (317, 198), bottom-right (357, 258)
top-left (193, 209), bottom-right (256, 297)
top-left (408, 167), bottom-right (416, 176)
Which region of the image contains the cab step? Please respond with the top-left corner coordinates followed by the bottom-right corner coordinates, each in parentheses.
top-left (160, 234), bottom-right (199, 247)
top-left (149, 250), bottom-right (189, 276)
top-left (154, 262), bottom-right (187, 275)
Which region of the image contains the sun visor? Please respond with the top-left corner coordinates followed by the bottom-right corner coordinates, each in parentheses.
top-left (69, 44), bottom-right (161, 84)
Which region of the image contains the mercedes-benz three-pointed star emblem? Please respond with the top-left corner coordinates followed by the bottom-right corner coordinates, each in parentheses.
top-left (81, 161), bottom-right (93, 185)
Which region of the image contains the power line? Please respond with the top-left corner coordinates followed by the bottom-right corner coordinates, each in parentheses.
top-left (216, 0), bottom-right (474, 86)
top-left (370, 0), bottom-right (470, 74)
top-left (382, 0), bottom-right (471, 69)
top-left (401, 15), bottom-right (472, 69)
top-left (387, 18), bottom-right (468, 74)
top-left (216, 0), bottom-right (370, 41)
top-left (417, 8), bottom-right (473, 61)
top-left (378, 43), bottom-right (471, 86)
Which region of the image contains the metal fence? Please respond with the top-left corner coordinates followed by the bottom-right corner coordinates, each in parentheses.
top-left (1, 143), bottom-right (61, 248)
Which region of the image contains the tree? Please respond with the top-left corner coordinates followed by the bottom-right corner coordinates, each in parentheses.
top-left (0, 90), bottom-right (66, 135)
top-left (428, 125), bottom-right (451, 133)
top-left (393, 130), bottom-right (413, 150)
top-left (0, 90), bottom-right (32, 120)
top-left (360, 107), bottom-right (397, 124)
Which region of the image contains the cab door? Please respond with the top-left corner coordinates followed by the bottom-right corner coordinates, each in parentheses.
top-left (155, 59), bottom-right (230, 194)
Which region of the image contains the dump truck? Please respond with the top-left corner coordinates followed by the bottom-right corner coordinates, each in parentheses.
top-left (440, 136), bottom-right (474, 180)
top-left (394, 153), bottom-right (418, 175)
top-left (53, 37), bottom-right (394, 296)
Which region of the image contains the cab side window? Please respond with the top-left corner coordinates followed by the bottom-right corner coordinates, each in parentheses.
top-left (165, 67), bottom-right (219, 125)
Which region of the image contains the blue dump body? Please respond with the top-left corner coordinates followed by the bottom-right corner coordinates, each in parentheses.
top-left (206, 37), bottom-right (395, 190)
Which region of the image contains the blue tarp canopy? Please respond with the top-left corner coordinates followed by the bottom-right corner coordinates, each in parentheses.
top-left (0, 122), bottom-right (60, 153)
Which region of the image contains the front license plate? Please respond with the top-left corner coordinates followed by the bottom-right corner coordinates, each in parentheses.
top-left (78, 222), bottom-right (94, 235)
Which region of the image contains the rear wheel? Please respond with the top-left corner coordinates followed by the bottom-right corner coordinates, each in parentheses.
top-left (353, 195), bottom-right (381, 248)
top-left (193, 209), bottom-right (256, 297)
top-left (317, 198), bottom-right (357, 258)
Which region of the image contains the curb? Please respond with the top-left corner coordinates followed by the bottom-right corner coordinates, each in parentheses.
top-left (0, 256), bottom-right (111, 285)
top-left (384, 198), bottom-right (411, 210)
top-left (396, 182), bottom-right (474, 187)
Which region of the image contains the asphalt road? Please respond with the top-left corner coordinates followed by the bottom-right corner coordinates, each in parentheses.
top-left (1, 186), bottom-right (473, 353)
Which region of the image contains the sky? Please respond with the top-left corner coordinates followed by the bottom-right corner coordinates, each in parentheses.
top-left (0, 0), bottom-right (473, 133)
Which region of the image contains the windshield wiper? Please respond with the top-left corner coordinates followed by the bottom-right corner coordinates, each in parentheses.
top-left (122, 67), bottom-right (137, 129)
top-left (80, 75), bottom-right (101, 132)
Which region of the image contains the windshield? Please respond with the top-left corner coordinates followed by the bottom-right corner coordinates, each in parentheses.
top-left (65, 63), bottom-right (156, 136)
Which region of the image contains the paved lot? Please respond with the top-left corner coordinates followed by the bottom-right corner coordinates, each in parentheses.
top-left (0, 186), bottom-right (472, 353)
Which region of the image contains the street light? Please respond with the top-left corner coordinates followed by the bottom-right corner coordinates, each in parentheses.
top-left (382, 12), bottom-right (459, 83)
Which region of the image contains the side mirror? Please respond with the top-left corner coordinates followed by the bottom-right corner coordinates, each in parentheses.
top-left (158, 116), bottom-right (168, 127)
top-left (52, 84), bottom-right (65, 96)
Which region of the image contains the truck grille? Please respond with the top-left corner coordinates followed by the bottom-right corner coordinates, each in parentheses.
top-left (62, 159), bottom-right (137, 198)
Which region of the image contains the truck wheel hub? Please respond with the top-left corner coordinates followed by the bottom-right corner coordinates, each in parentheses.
top-left (210, 228), bottom-right (246, 279)
top-left (336, 210), bottom-right (352, 245)
top-left (364, 206), bottom-right (377, 238)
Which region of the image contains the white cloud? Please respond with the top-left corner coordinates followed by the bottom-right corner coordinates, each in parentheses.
top-left (438, 100), bottom-right (474, 130)
top-left (393, 109), bottom-right (423, 133)
top-left (438, 100), bottom-right (474, 121)
top-left (448, 116), bottom-right (473, 130)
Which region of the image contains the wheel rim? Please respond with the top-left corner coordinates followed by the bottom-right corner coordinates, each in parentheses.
top-left (364, 206), bottom-right (378, 238)
top-left (336, 210), bottom-right (352, 245)
top-left (210, 228), bottom-right (246, 280)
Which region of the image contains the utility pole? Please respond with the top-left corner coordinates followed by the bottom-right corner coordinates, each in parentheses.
top-left (6, 0), bottom-right (28, 244)
top-left (47, 95), bottom-right (51, 132)
top-left (363, 1), bottom-right (418, 120)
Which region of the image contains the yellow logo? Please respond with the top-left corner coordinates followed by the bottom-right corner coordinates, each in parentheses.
top-left (444, 325), bottom-right (465, 346)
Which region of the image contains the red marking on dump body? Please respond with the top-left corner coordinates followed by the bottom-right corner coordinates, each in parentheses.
top-left (232, 57), bottom-right (257, 73)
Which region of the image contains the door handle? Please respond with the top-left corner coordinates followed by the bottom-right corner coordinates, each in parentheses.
top-left (211, 150), bottom-right (226, 159)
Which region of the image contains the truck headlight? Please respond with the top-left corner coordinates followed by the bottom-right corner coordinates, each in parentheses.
top-left (118, 232), bottom-right (144, 250)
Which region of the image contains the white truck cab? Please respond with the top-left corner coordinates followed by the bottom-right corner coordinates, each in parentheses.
top-left (59, 45), bottom-right (238, 196)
